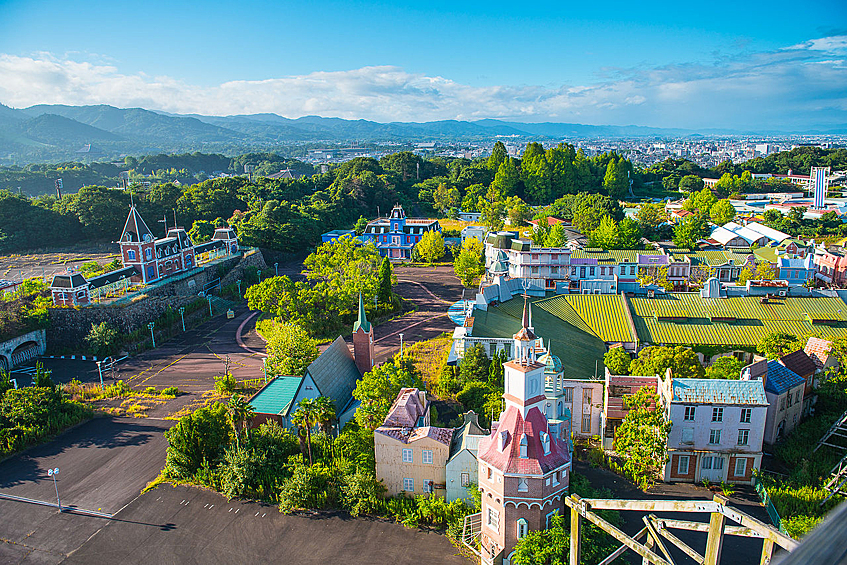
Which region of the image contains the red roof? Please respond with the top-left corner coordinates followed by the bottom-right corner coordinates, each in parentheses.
top-left (805, 337), bottom-right (834, 370)
top-left (376, 425), bottom-right (453, 446)
top-left (478, 406), bottom-right (570, 475)
top-left (528, 217), bottom-right (565, 228)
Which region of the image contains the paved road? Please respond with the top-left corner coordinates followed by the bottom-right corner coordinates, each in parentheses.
top-left (64, 485), bottom-right (471, 565)
top-left (0, 416), bottom-right (172, 564)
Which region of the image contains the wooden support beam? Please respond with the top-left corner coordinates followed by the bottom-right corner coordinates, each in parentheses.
top-left (642, 515), bottom-right (676, 565)
top-left (597, 527), bottom-right (647, 565)
top-left (565, 496), bottom-right (672, 565)
top-left (760, 538), bottom-right (775, 565)
top-left (575, 499), bottom-right (718, 513)
top-left (570, 494), bottom-right (582, 565)
top-left (649, 516), bottom-right (705, 565)
top-left (718, 502), bottom-right (798, 550)
top-left (659, 518), bottom-right (762, 538)
top-left (705, 494), bottom-right (728, 565)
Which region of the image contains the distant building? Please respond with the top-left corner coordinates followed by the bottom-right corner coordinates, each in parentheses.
top-left (374, 388), bottom-right (453, 496)
top-left (602, 369), bottom-right (658, 449)
top-left (321, 229), bottom-right (356, 244)
top-left (778, 349), bottom-right (818, 418)
top-left (446, 412), bottom-right (489, 502)
top-left (741, 359), bottom-right (805, 445)
top-left (51, 205), bottom-right (239, 305)
top-left (659, 370), bottom-right (768, 485)
top-left (360, 205), bottom-right (441, 260)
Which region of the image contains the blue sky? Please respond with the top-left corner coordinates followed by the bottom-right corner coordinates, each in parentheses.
top-left (0, 0), bottom-right (845, 130)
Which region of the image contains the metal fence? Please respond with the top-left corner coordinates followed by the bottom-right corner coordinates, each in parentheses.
top-left (754, 474), bottom-right (788, 534)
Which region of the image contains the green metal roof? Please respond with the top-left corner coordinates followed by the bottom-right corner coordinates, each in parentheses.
top-left (471, 302), bottom-right (607, 379)
top-left (353, 294), bottom-right (371, 333)
top-left (249, 377), bottom-right (303, 416)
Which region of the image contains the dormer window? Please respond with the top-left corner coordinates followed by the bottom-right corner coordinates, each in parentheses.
top-left (541, 432), bottom-right (551, 455)
top-left (499, 430), bottom-right (509, 451)
top-left (519, 434), bottom-right (528, 459)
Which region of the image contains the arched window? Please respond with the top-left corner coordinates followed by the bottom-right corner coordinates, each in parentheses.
top-left (517, 519), bottom-right (528, 540)
top-left (518, 478), bottom-right (528, 492)
top-left (127, 249), bottom-right (136, 261)
top-left (519, 434), bottom-right (528, 458)
top-left (145, 248), bottom-right (152, 261)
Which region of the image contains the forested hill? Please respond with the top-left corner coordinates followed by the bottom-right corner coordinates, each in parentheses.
top-left (2, 145), bottom-right (845, 258)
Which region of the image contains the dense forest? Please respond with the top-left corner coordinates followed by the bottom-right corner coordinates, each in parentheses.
top-left (0, 145), bottom-right (844, 255)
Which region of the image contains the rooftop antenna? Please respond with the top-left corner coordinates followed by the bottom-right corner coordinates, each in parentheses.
top-left (173, 209), bottom-right (178, 230)
top-left (129, 188), bottom-right (135, 207)
top-left (158, 214), bottom-right (168, 235)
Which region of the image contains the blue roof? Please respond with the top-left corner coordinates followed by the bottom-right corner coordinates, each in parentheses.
top-left (672, 378), bottom-right (768, 405)
top-left (249, 377), bottom-right (303, 416)
top-left (765, 360), bottom-right (806, 395)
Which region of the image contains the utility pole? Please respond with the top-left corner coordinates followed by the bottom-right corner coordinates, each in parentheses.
top-left (159, 215), bottom-right (168, 235)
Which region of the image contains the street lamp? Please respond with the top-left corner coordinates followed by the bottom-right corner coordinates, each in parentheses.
top-left (148, 322), bottom-right (156, 348)
top-left (263, 357), bottom-right (268, 383)
top-left (399, 333), bottom-right (405, 358)
top-left (207, 294), bottom-right (213, 316)
top-left (274, 262), bottom-right (279, 276)
top-left (179, 306), bottom-right (186, 331)
top-left (236, 279), bottom-right (242, 298)
top-left (47, 467), bottom-right (61, 512)
top-left (96, 360), bottom-right (104, 386)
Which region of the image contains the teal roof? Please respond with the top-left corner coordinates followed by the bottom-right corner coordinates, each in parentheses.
top-left (249, 377), bottom-right (303, 416)
top-left (672, 378), bottom-right (768, 405)
top-left (353, 293), bottom-right (371, 333)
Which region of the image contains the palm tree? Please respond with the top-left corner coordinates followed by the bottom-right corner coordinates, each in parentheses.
top-left (314, 396), bottom-right (337, 436)
top-left (227, 394), bottom-right (255, 449)
top-left (291, 398), bottom-right (319, 466)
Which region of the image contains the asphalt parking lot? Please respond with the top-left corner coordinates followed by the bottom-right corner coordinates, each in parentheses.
top-left (64, 485), bottom-right (471, 565)
top-left (0, 416), bottom-right (173, 564)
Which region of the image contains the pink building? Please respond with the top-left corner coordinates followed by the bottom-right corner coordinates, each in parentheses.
top-left (476, 299), bottom-right (571, 565)
top-left (813, 246), bottom-right (847, 286)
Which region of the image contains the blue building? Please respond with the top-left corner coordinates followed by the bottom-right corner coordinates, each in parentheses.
top-left (777, 254), bottom-right (816, 286)
top-left (360, 205), bottom-right (440, 259)
top-left (321, 229), bottom-right (356, 244)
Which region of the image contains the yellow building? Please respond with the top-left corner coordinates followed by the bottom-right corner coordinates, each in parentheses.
top-left (374, 388), bottom-right (453, 496)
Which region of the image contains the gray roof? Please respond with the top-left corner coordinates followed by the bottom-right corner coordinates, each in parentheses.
top-left (449, 411), bottom-right (489, 461)
top-left (120, 206), bottom-right (154, 243)
top-left (305, 336), bottom-right (363, 413)
top-left (50, 273), bottom-right (88, 288)
top-left (87, 266), bottom-right (138, 289)
top-left (672, 378), bottom-right (768, 406)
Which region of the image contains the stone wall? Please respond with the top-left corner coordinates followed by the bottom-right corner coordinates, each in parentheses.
top-left (47, 250), bottom-right (268, 352)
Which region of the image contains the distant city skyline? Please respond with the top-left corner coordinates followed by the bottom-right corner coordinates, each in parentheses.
top-left (0, 0), bottom-right (845, 130)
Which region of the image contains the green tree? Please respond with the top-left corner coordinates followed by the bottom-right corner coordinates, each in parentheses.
top-left (460, 344), bottom-right (491, 385)
top-left (416, 230), bottom-right (446, 264)
top-left (226, 394), bottom-right (255, 449)
top-left (377, 257), bottom-right (394, 306)
top-left (291, 398), bottom-right (319, 466)
top-left (617, 217), bottom-right (642, 249)
top-left (673, 216), bottom-right (705, 249)
top-left (265, 321), bottom-right (319, 376)
top-left (603, 158), bottom-right (629, 199)
top-left (164, 403), bottom-right (231, 479)
top-left (604, 347), bottom-right (631, 375)
top-left (488, 141), bottom-right (508, 171)
top-left (488, 349), bottom-right (506, 388)
top-left (678, 174), bottom-right (705, 193)
top-left (453, 237), bottom-right (486, 287)
top-left (613, 388), bottom-right (671, 486)
top-left (313, 396), bottom-right (337, 435)
top-left (84, 322), bottom-right (119, 357)
top-left (521, 143), bottom-right (552, 204)
top-left (588, 216), bottom-right (619, 249)
top-left (478, 185), bottom-right (506, 231)
top-left (636, 202), bottom-right (668, 232)
top-left (705, 356), bottom-right (744, 380)
top-left (353, 215), bottom-right (369, 235)
top-left (505, 196), bottom-right (532, 227)
top-left (456, 381), bottom-right (500, 426)
top-left (683, 187), bottom-right (718, 219)
top-left (493, 158), bottom-right (521, 198)
top-left (710, 199), bottom-right (736, 225)
top-left (545, 224), bottom-right (567, 248)
top-left (32, 362), bottom-right (54, 389)
top-left (757, 332), bottom-right (802, 360)
top-left (353, 360), bottom-right (424, 430)
top-left (629, 346), bottom-right (705, 378)
top-left (571, 193), bottom-right (622, 234)
top-left (637, 266), bottom-right (674, 292)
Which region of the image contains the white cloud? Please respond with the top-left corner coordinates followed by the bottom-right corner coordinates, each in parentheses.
top-left (0, 35), bottom-right (846, 130)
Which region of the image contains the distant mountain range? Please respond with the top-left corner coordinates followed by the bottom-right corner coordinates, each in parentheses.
top-left (1, 103), bottom-right (845, 164)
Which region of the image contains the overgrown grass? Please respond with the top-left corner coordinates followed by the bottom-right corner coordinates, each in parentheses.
top-left (404, 332), bottom-right (453, 389)
top-left (0, 386), bottom-right (93, 456)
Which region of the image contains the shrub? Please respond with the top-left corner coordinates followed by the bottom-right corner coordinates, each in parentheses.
top-left (0, 386), bottom-right (91, 455)
top-left (215, 373), bottom-right (237, 394)
top-left (164, 403), bottom-right (231, 480)
top-left (144, 386), bottom-right (157, 395)
top-left (278, 462), bottom-right (337, 513)
top-left (161, 387), bottom-right (180, 397)
top-left (85, 322), bottom-right (119, 357)
top-left (341, 469), bottom-right (386, 517)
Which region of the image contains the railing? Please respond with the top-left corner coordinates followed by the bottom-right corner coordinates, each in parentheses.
top-left (754, 475), bottom-right (787, 534)
top-left (461, 512), bottom-right (481, 557)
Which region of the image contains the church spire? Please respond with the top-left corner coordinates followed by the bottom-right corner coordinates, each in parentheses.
top-left (521, 294), bottom-right (530, 329)
top-left (353, 293), bottom-right (371, 333)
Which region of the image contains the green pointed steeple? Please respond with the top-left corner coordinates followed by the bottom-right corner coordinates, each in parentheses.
top-left (353, 293), bottom-right (371, 333)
